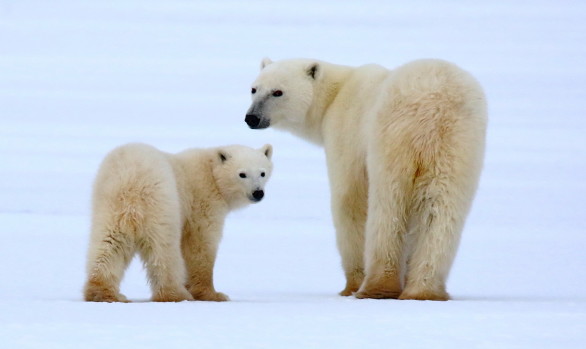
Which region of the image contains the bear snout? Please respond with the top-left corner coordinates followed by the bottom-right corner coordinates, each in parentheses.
top-left (245, 114), bottom-right (270, 129)
top-left (245, 114), bottom-right (261, 128)
top-left (251, 189), bottom-right (264, 202)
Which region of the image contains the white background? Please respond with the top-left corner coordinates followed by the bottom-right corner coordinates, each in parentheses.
top-left (1, 1), bottom-right (585, 348)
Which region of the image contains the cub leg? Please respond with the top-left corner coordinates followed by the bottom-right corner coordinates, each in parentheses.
top-left (84, 229), bottom-right (133, 302)
top-left (138, 223), bottom-right (193, 302)
top-left (182, 221), bottom-right (229, 302)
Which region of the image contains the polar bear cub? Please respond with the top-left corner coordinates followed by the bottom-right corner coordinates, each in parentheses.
top-left (84, 143), bottom-right (273, 302)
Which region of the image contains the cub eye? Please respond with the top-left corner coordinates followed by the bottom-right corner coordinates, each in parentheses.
top-left (239, 173), bottom-right (247, 178)
top-left (251, 88), bottom-right (257, 94)
top-left (260, 172), bottom-right (266, 177)
top-left (272, 90), bottom-right (283, 97)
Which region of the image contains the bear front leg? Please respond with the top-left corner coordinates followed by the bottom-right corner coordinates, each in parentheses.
top-left (330, 172), bottom-right (368, 296)
top-left (138, 225), bottom-right (194, 303)
top-left (181, 223), bottom-right (229, 302)
top-left (186, 272), bottom-right (229, 302)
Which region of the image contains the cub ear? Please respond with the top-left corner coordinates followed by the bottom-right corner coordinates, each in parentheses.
top-left (306, 62), bottom-right (320, 79)
top-left (260, 144), bottom-right (273, 160)
top-left (261, 57), bottom-right (273, 70)
top-left (218, 150), bottom-right (229, 163)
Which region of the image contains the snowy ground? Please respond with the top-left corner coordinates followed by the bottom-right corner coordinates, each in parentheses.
top-left (1, 0), bottom-right (585, 348)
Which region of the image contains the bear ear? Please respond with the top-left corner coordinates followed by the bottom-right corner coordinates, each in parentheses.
top-left (218, 150), bottom-right (229, 163)
top-left (306, 62), bottom-right (320, 79)
top-left (260, 144), bottom-right (273, 160)
top-left (261, 57), bottom-right (273, 70)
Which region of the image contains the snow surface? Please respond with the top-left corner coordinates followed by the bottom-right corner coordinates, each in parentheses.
top-left (1, 0), bottom-right (585, 348)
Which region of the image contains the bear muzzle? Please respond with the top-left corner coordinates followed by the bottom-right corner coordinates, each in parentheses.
top-left (250, 189), bottom-right (264, 202)
top-left (245, 114), bottom-right (270, 129)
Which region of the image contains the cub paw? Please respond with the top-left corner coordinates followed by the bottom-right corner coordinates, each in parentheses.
top-left (190, 288), bottom-right (230, 302)
top-left (152, 287), bottom-right (194, 302)
top-left (84, 282), bottom-right (129, 303)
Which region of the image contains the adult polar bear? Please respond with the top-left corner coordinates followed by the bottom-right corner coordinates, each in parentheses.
top-left (245, 58), bottom-right (486, 300)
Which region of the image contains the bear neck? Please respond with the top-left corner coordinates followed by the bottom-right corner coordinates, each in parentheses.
top-left (173, 150), bottom-right (230, 218)
top-left (303, 63), bottom-right (354, 145)
top-left (205, 156), bottom-right (233, 213)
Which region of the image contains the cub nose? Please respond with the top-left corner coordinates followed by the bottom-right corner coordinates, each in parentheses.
top-left (245, 114), bottom-right (261, 128)
top-left (252, 190), bottom-right (264, 202)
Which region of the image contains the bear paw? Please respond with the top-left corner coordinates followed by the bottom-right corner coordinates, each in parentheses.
top-left (354, 288), bottom-right (401, 299)
top-left (339, 288), bottom-right (356, 297)
top-left (354, 274), bottom-right (402, 299)
top-left (152, 287), bottom-right (194, 302)
top-left (190, 289), bottom-right (230, 302)
top-left (399, 289), bottom-right (450, 301)
top-left (84, 282), bottom-right (129, 303)
top-left (339, 275), bottom-right (363, 296)
top-left (339, 285), bottom-right (361, 296)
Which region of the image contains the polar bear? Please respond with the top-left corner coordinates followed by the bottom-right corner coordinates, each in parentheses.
top-left (84, 143), bottom-right (273, 302)
top-left (245, 58), bottom-right (486, 300)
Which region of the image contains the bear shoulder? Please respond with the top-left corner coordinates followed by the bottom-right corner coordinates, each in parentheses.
top-left (104, 142), bottom-right (164, 162)
top-left (95, 143), bottom-right (172, 185)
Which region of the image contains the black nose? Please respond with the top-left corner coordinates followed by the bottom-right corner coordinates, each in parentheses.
top-left (245, 114), bottom-right (261, 128)
top-left (252, 190), bottom-right (264, 202)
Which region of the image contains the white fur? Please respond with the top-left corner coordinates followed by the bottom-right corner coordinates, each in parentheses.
top-left (247, 58), bottom-right (486, 300)
top-left (84, 143), bottom-right (273, 302)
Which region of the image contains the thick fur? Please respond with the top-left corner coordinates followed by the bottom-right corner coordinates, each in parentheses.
top-left (84, 143), bottom-right (273, 302)
top-left (246, 58), bottom-right (486, 300)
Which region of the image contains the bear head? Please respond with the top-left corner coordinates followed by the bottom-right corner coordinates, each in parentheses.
top-left (245, 58), bottom-right (321, 133)
top-left (212, 144), bottom-right (273, 209)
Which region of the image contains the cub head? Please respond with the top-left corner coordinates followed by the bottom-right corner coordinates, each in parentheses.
top-left (213, 144), bottom-right (273, 209)
top-left (245, 58), bottom-right (321, 131)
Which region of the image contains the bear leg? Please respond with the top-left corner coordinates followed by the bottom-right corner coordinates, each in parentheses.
top-left (84, 230), bottom-right (133, 302)
top-left (354, 167), bottom-right (411, 299)
top-left (185, 264), bottom-right (229, 301)
top-left (399, 172), bottom-right (471, 301)
top-left (138, 226), bottom-right (194, 303)
top-left (182, 225), bottom-right (229, 302)
top-left (354, 213), bottom-right (405, 299)
top-left (330, 170), bottom-right (368, 296)
top-left (185, 266), bottom-right (229, 302)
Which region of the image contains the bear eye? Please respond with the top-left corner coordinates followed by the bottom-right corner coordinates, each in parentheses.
top-left (251, 88), bottom-right (256, 94)
top-left (272, 90), bottom-right (283, 97)
top-left (239, 172), bottom-right (247, 178)
top-left (260, 172), bottom-right (266, 177)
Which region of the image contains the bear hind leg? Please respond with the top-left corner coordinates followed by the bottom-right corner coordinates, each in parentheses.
top-left (84, 230), bottom-right (133, 302)
top-left (138, 227), bottom-right (193, 302)
top-left (399, 175), bottom-right (469, 301)
top-left (355, 177), bottom-right (411, 299)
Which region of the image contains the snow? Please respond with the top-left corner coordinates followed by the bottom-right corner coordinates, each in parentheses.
top-left (1, 0), bottom-right (585, 348)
